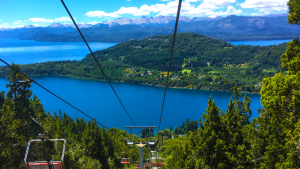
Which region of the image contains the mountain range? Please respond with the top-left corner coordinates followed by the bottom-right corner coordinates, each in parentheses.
top-left (1, 13), bottom-right (299, 42)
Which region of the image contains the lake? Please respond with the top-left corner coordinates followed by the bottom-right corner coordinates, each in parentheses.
top-left (1, 38), bottom-right (283, 133)
top-left (228, 39), bottom-right (291, 46)
top-left (0, 76), bottom-right (262, 134)
top-left (0, 39), bottom-right (116, 66)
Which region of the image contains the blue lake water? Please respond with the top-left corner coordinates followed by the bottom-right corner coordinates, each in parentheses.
top-left (0, 76), bottom-right (262, 134)
top-left (0, 38), bottom-right (282, 133)
top-left (229, 39), bottom-right (291, 46)
top-left (0, 39), bottom-right (116, 66)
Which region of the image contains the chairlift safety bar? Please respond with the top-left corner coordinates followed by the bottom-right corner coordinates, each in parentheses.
top-left (24, 139), bottom-right (66, 165)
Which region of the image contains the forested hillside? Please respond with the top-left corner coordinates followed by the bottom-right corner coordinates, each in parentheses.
top-left (161, 40), bottom-right (300, 168)
top-left (0, 33), bottom-right (287, 93)
top-left (159, 4), bottom-right (300, 167)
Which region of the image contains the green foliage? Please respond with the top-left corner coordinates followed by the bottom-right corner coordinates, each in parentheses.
top-left (287, 0), bottom-right (300, 24)
top-left (76, 155), bottom-right (102, 169)
top-left (165, 87), bottom-right (255, 168)
top-left (281, 38), bottom-right (300, 74)
top-left (173, 119), bottom-right (198, 136)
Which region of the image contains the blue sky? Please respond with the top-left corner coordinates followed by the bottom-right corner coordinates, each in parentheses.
top-left (0, 0), bottom-right (289, 28)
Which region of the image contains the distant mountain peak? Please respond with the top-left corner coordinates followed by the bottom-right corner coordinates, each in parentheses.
top-left (264, 13), bottom-right (289, 17)
top-left (23, 25), bottom-right (36, 28)
top-left (47, 23), bottom-right (65, 28)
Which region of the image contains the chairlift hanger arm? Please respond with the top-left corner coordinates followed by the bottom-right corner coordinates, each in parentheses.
top-left (24, 139), bottom-right (66, 165)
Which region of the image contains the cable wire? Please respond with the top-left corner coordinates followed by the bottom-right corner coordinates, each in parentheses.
top-left (158, 0), bottom-right (182, 132)
top-left (0, 58), bottom-right (108, 129)
top-left (60, 0), bottom-right (140, 133)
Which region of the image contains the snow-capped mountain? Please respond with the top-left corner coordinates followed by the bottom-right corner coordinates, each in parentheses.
top-left (47, 23), bottom-right (93, 28)
top-left (22, 25), bottom-right (37, 28)
top-left (191, 16), bottom-right (223, 22)
top-left (0, 13), bottom-right (289, 30)
top-left (64, 23), bottom-right (93, 28)
top-left (101, 15), bottom-right (194, 27)
top-left (47, 23), bottom-right (66, 28)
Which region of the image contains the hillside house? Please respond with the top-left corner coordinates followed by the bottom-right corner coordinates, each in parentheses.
top-left (125, 68), bottom-right (131, 72)
top-left (173, 76), bottom-right (180, 79)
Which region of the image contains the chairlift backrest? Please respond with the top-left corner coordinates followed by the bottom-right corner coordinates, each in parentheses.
top-left (121, 158), bottom-right (130, 164)
top-left (24, 139), bottom-right (66, 169)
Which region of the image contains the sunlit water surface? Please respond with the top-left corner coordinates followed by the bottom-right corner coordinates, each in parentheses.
top-left (0, 39), bottom-right (116, 66)
top-left (1, 38), bottom-right (287, 133)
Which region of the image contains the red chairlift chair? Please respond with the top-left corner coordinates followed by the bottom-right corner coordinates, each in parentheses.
top-left (121, 158), bottom-right (131, 165)
top-left (120, 152), bottom-right (131, 165)
top-left (24, 138), bottom-right (66, 169)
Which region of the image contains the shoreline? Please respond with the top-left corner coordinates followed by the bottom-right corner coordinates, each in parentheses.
top-left (6, 74), bottom-right (260, 95)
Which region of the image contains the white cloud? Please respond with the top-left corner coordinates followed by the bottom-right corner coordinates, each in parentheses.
top-left (240, 0), bottom-right (288, 13)
top-left (33, 24), bottom-right (39, 27)
top-left (127, 0), bottom-right (131, 1)
top-left (28, 17), bottom-right (72, 23)
top-left (88, 21), bottom-right (100, 25)
top-left (55, 17), bottom-right (71, 22)
top-left (185, 0), bottom-right (198, 2)
top-left (206, 6), bottom-right (242, 17)
top-left (29, 18), bottom-right (54, 22)
top-left (86, 11), bottom-right (120, 18)
top-left (0, 25), bottom-right (9, 28)
top-left (203, 0), bottom-right (236, 7)
top-left (13, 20), bottom-right (25, 25)
top-left (4, 23), bottom-right (8, 25)
top-left (85, 0), bottom-right (240, 18)
top-left (251, 13), bottom-right (264, 16)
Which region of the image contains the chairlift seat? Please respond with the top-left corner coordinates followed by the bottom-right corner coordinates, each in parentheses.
top-left (148, 141), bottom-right (155, 145)
top-left (152, 162), bottom-right (165, 167)
top-left (27, 161), bottom-right (61, 169)
top-left (121, 158), bottom-right (130, 164)
top-left (24, 139), bottom-right (66, 169)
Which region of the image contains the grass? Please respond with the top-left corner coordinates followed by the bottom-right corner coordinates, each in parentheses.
top-left (263, 69), bottom-right (277, 73)
top-left (209, 70), bottom-right (220, 74)
top-left (182, 69), bottom-right (191, 74)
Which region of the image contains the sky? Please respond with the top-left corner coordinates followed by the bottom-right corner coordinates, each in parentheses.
top-left (0, 0), bottom-right (289, 28)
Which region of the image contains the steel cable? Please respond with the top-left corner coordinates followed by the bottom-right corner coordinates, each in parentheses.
top-left (0, 58), bottom-right (108, 129)
top-left (61, 0), bottom-right (140, 133)
top-left (158, 0), bottom-right (182, 132)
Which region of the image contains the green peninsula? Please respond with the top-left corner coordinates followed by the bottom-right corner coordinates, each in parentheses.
top-left (0, 33), bottom-right (287, 93)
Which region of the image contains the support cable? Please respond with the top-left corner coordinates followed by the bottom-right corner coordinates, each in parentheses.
top-left (61, 0), bottom-right (140, 133)
top-left (158, 0), bottom-right (182, 132)
top-left (0, 58), bottom-right (108, 129)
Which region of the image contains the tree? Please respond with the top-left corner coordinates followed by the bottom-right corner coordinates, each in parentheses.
top-left (287, 0), bottom-right (300, 25)
top-left (173, 127), bottom-right (178, 138)
top-left (253, 3), bottom-right (300, 166)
